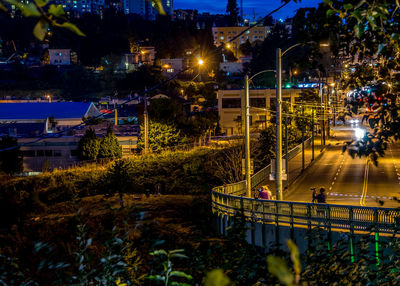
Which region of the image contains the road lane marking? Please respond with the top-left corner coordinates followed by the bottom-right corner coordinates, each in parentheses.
top-left (360, 158), bottom-right (370, 206)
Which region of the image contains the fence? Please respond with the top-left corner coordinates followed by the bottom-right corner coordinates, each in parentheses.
top-left (216, 137), bottom-right (312, 197)
top-left (211, 191), bottom-right (400, 235)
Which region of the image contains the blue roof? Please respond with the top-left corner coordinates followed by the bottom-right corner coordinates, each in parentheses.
top-left (0, 102), bottom-right (97, 120)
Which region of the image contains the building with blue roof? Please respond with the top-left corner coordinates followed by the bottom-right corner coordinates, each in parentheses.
top-left (0, 102), bottom-right (101, 125)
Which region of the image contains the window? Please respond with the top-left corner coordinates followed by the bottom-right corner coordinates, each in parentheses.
top-left (71, 150), bottom-right (79, 157)
top-left (246, 30), bottom-right (250, 34)
top-left (21, 150), bottom-right (35, 157)
top-left (36, 150), bottom-right (45, 157)
top-left (222, 98), bottom-right (241, 108)
top-left (259, 36), bottom-right (263, 39)
top-left (249, 115), bottom-right (253, 126)
top-left (166, 68), bottom-right (174, 73)
top-left (254, 31), bottom-right (257, 34)
top-left (250, 98), bottom-right (266, 107)
top-left (220, 36), bottom-right (224, 40)
top-left (220, 31), bottom-right (224, 34)
top-left (54, 150), bottom-right (62, 157)
top-left (259, 115), bottom-right (267, 122)
top-left (45, 150), bottom-right (53, 157)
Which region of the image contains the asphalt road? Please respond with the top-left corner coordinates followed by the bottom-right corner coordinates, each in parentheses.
top-left (284, 122), bottom-right (400, 208)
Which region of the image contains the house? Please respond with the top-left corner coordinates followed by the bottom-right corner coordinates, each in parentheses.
top-left (121, 46), bottom-right (156, 70)
top-left (48, 49), bottom-right (71, 65)
top-left (161, 58), bottom-right (189, 77)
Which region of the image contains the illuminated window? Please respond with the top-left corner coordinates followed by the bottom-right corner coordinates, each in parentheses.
top-left (220, 36), bottom-right (224, 40)
top-left (246, 30), bottom-right (250, 34)
top-left (166, 68), bottom-right (174, 73)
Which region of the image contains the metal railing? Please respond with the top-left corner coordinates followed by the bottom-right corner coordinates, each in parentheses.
top-left (217, 137), bottom-right (312, 197)
top-left (212, 137), bottom-right (400, 234)
top-left (211, 191), bottom-right (400, 234)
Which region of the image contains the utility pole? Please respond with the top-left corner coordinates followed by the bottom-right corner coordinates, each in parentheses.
top-left (302, 104), bottom-right (305, 171)
top-left (245, 75), bottom-right (251, 198)
top-left (320, 81), bottom-right (325, 147)
top-left (285, 114), bottom-right (289, 190)
top-left (276, 48), bottom-right (283, 200)
top-left (312, 108), bottom-right (315, 161)
top-left (144, 97), bottom-right (149, 154)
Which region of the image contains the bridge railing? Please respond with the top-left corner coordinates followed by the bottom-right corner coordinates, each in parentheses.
top-left (211, 191), bottom-right (400, 234)
top-left (220, 137), bottom-right (312, 197)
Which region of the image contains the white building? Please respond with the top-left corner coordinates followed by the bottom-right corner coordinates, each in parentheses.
top-left (217, 88), bottom-right (303, 135)
top-left (48, 49), bottom-right (71, 65)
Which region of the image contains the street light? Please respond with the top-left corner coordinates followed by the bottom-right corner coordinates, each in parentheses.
top-left (244, 69), bottom-right (276, 197)
top-left (198, 59), bottom-right (204, 66)
top-left (276, 42), bottom-right (314, 200)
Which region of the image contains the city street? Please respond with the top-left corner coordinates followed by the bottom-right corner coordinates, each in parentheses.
top-left (284, 123), bottom-right (400, 208)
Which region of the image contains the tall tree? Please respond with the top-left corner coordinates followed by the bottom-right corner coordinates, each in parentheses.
top-left (0, 136), bottom-right (23, 174)
top-left (78, 128), bottom-right (100, 161)
top-left (226, 0), bottom-right (239, 26)
top-left (98, 127), bottom-right (122, 159)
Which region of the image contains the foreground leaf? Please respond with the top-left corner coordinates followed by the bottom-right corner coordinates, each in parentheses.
top-left (267, 255), bottom-right (294, 285)
top-left (203, 269), bottom-right (231, 286)
top-left (33, 18), bottom-right (49, 41)
top-left (58, 22), bottom-right (86, 36)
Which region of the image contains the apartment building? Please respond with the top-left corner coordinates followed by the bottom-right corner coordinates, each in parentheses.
top-left (212, 26), bottom-right (270, 57)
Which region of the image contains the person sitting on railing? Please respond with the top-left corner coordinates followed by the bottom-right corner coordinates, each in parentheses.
top-left (258, 185), bottom-right (272, 200)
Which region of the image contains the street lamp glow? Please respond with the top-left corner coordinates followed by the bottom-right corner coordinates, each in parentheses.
top-left (355, 128), bottom-right (365, 139)
top-left (198, 59), bottom-right (204, 66)
top-left (226, 43), bottom-right (231, 49)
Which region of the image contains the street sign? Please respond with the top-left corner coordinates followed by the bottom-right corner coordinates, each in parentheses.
top-left (270, 159), bottom-right (286, 173)
top-left (242, 159), bottom-right (254, 175)
top-left (269, 173), bottom-right (288, 181)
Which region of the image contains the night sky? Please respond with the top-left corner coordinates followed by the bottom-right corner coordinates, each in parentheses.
top-left (174, 0), bottom-right (322, 20)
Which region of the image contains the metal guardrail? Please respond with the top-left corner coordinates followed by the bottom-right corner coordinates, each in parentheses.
top-left (211, 191), bottom-right (400, 234)
top-left (212, 137), bottom-right (400, 234)
top-left (217, 138), bottom-right (312, 197)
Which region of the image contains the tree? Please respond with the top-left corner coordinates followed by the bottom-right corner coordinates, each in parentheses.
top-left (226, 0), bottom-right (239, 26)
top-left (98, 127), bottom-right (122, 159)
top-left (0, 136), bottom-right (23, 174)
top-left (137, 121), bottom-right (188, 152)
top-left (78, 128), bottom-right (99, 160)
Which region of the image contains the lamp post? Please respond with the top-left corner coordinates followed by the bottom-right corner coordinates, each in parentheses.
top-left (244, 69), bottom-right (276, 198)
top-left (276, 42), bottom-right (310, 200)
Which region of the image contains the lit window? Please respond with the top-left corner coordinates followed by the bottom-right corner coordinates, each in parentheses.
top-left (166, 68), bottom-right (174, 73)
top-left (246, 30), bottom-right (250, 34)
top-left (220, 36), bottom-right (224, 40)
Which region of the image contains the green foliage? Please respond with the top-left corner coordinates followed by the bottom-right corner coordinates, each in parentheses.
top-left (137, 121), bottom-right (189, 153)
top-left (147, 249), bottom-right (192, 286)
top-left (78, 128), bottom-right (100, 160)
top-left (0, 136), bottom-right (23, 174)
top-left (98, 127), bottom-right (122, 159)
top-left (203, 269), bottom-right (232, 286)
top-left (2, 0), bottom-right (85, 41)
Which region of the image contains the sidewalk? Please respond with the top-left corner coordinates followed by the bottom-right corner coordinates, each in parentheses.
top-left (262, 135), bottom-right (327, 198)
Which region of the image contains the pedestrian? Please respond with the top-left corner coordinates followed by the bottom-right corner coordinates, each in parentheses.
top-left (258, 185), bottom-right (271, 200)
top-left (312, 187), bottom-right (327, 220)
top-left (312, 187), bottom-right (326, 203)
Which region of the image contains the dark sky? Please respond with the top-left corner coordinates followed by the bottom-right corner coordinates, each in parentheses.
top-left (174, 0), bottom-right (322, 20)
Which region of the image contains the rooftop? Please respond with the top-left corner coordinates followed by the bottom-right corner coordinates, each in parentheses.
top-left (0, 102), bottom-right (99, 120)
